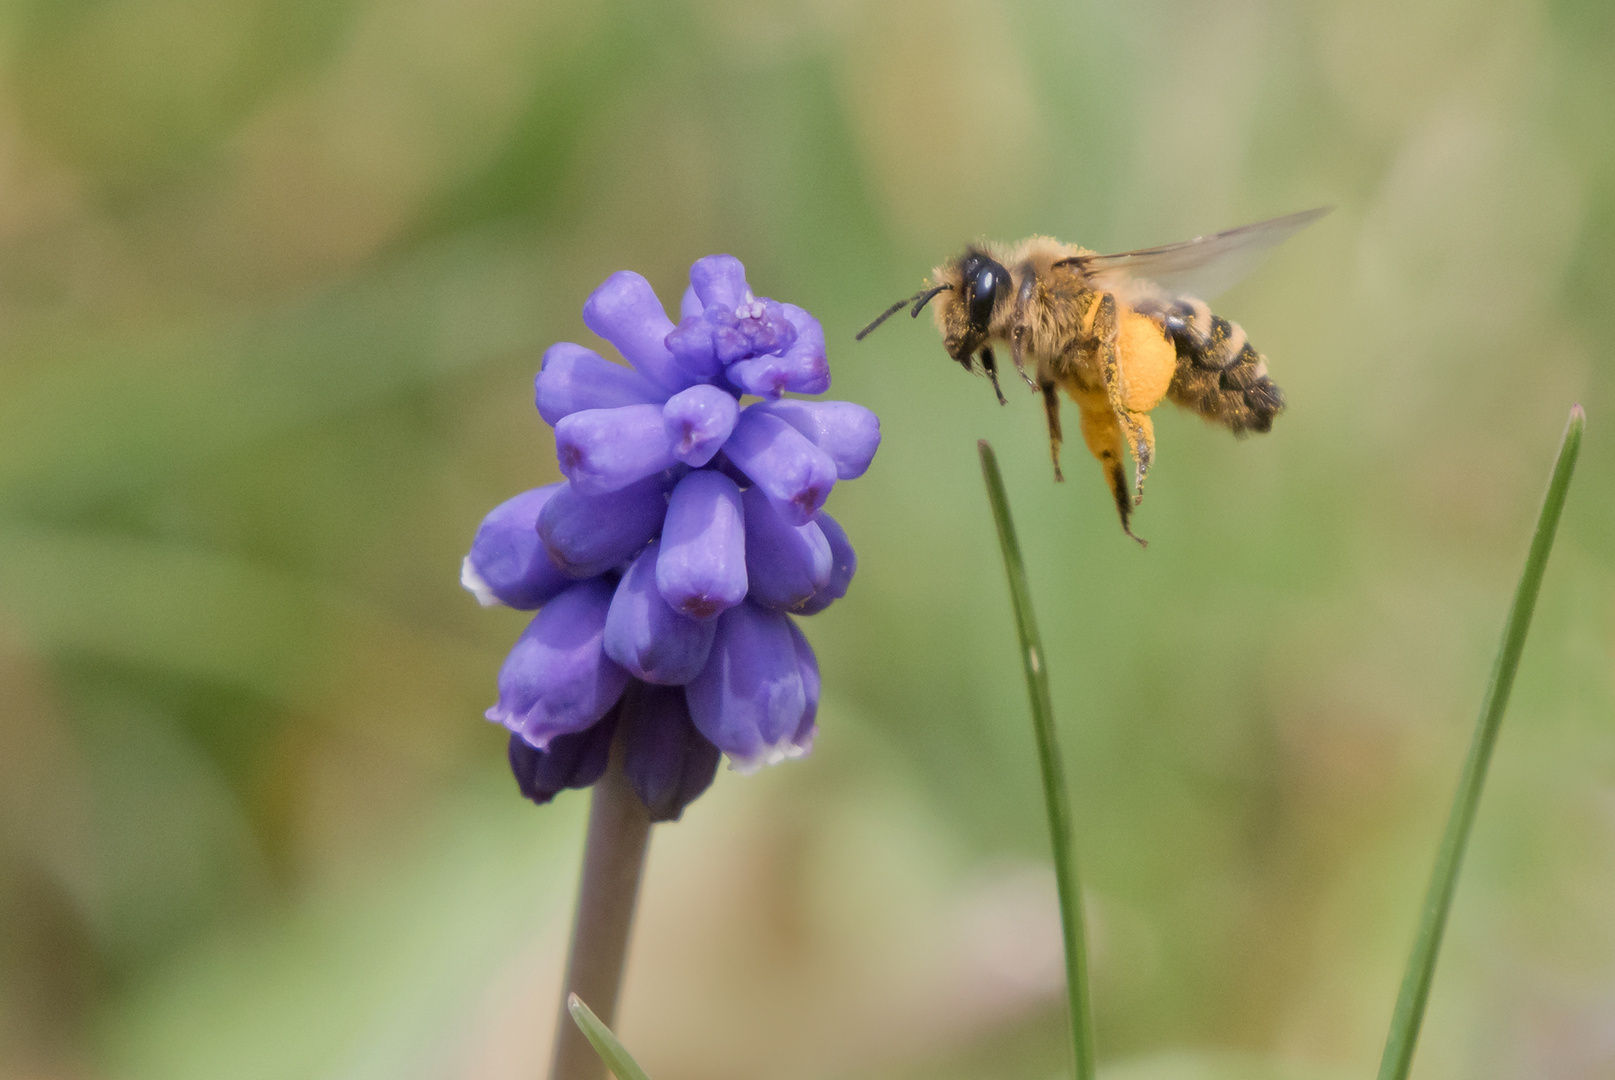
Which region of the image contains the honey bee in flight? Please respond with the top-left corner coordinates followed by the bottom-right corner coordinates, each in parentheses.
top-left (857, 208), bottom-right (1328, 545)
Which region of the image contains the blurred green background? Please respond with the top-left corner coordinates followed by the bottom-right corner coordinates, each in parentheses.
top-left (0, 0), bottom-right (1612, 1078)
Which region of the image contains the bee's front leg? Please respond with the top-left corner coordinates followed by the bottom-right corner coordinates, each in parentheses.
top-left (1094, 292), bottom-right (1154, 505)
top-left (1040, 381), bottom-right (1065, 482)
top-left (1009, 273), bottom-right (1040, 390)
top-left (979, 346), bottom-right (1008, 405)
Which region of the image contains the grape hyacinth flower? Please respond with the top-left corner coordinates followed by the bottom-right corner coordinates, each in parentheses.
top-left (464, 255), bottom-right (879, 822)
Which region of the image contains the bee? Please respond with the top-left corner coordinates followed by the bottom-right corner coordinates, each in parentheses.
top-left (857, 208), bottom-right (1328, 545)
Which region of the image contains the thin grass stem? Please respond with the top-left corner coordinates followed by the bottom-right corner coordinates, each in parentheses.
top-left (978, 440), bottom-right (1096, 1080)
top-left (1376, 404), bottom-right (1584, 1080)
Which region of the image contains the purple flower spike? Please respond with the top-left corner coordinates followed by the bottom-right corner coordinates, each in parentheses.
top-left (726, 305), bottom-right (828, 398)
top-left (794, 511), bottom-right (856, 615)
top-left (583, 271), bottom-right (689, 393)
top-left (663, 385), bottom-right (738, 467)
top-left (554, 404), bottom-right (679, 496)
top-left (754, 399), bottom-right (881, 479)
top-left (621, 683), bottom-right (721, 822)
top-left (685, 601), bottom-right (807, 772)
top-left (537, 475), bottom-right (669, 578)
top-left (462, 484), bottom-right (572, 610)
top-left (535, 343), bottom-right (663, 427)
top-left (688, 254), bottom-right (750, 310)
top-left (657, 471), bottom-right (747, 619)
top-left (486, 579), bottom-right (630, 748)
top-left (740, 486), bottom-right (832, 612)
top-left (604, 541), bottom-right (717, 685)
top-left (508, 713), bottom-right (617, 806)
top-left (723, 407), bottom-right (838, 525)
top-left (786, 618), bottom-right (820, 755)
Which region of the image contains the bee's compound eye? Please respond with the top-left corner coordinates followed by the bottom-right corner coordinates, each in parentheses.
top-left (968, 265), bottom-right (999, 329)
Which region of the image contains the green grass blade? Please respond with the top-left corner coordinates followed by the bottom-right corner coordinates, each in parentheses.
top-left (1376, 404), bottom-right (1584, 1080)
top-left (978, 440), bottom-right (1097, 1080)
top-left (567, 993), bottom-right (652, 1080)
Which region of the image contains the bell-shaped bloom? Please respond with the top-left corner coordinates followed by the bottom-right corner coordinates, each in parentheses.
top-left (554, 404), bottom-right (678, 496)
top-left (726, 305), bottom-right (829, 398)
top-left (537, 474), bottom-right (669, 578)
top-left (508, 715), bottom-right (617, 805)
top-left (486, 579), bottom-right (630, 749)
top-left (604, 541), bottom-right (716, 685)
top-left (684, 601), bottom-right (807, 773)
top-left (741, 486), bottom-right (831, 612)
top-left (722, 407), bottom-right (837, 526)
top-left (656, 470), bottom-right (747, 619)
top-left (620, 683), bottom-right (721, 822)
top-left (663, 384), bottom-right (738, 467)
top-left (582, 271), bottom-right (688, 392)
top-left (794, 511), bottom-right (857, 616)
top-left (752, 399), bottom-right (880, 479)
top-left (462, 484), bottom-right (572, 609)
top-left (535, 343), bottom-right (663, 426)
top-left (786, 618), bottom-right (820, 755)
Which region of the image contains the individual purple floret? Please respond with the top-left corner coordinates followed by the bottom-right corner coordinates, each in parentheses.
top-left (604, 541), bottom-right (716, 685)
top-left (620, 683), bottom-right (722, 822)
top-left (465, 253), bottom-right (879, 820)
top-left (509, 718), bottom-right (617, 806)
top-left (462, 485), bottom-right (572, 610)
top-left (684, 600), bottom-right (810, 773)
top-left (486, 579), bottom-right (629, 749)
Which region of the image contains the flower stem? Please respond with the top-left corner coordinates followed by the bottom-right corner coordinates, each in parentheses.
top-left (1375, 404), bottom-right (1583, 1080)
top-left (978, 440), bottom-right (1097, 1080)
top-left (549, 737), bottom-right (653, 1080)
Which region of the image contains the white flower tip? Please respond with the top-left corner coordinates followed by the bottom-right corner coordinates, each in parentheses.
top-left (461, 556), bottom-right (502, 607)
top-left (725, 742), bottom-right (796, 774)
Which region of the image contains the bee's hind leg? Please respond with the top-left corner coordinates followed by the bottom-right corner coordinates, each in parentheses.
top-left (979, 347), bottom-right (1008, 405)
top-left (1077, 393), bottom-right (1147, 547)
top-left (1040, 381), bottom-right (1065, 482)
top-left (1093, 292), bottom-right (1155, 506)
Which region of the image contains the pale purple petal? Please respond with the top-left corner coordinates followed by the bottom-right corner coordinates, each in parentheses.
top-left (665, 316), bottom-right (726, 381)
top-left (604, 541), bottom-right (716, 685)
top-left (785, 618), bottom-right (820, 755)
top-left (486, 579), bottom-right (630, 749)
top-left (794, 511), bottom-right (856, 615)
top-left (662, 384), bottom-right (738, 467)
top-left (535, 342), bottom-right (663, 426)
top-left (722, 407), bottom-right (837, 525)
top-left (684, 601), bottom-right (806, 772)
top-left (582, 271), bottom-right (689, 393)
top-left (753, 399), bottom-right (880, 479)
top-left (726, 304), bottom-right (827, 397)
top-left (688, 254), bottom-right (750, 310)
top-left (554, 404), bottom-right (678, 496)
top-left (656, 471), bottom-right (747, 619)
top-left (508, 715), bottom-right (616, 806)
top-left (462, 484), bottom-right (571, 610)
top-left (679, 283), bottom-right (702, 320)
top-left (621, 683), bottom-right (721, 822)
top-left (537, 476), bottom-right (668, 578)
top-left (709, 297), bottom-right (797, 365)
top-left (741, 486), bottom-right (832, 612)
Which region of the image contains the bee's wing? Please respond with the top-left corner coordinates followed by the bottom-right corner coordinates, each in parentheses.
top-left (1074, 207), bottom-right (1330, 303)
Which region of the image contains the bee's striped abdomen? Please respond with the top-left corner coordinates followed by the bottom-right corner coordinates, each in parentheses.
top-left (1151, 297), bottom-right (1283, 434)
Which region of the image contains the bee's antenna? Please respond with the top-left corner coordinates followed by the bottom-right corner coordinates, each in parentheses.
top-left (855, 284), bottom-right (953, 341)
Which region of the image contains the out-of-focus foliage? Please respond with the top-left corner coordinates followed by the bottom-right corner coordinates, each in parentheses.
top-left (0, 1), bottom-right (1611, 1079)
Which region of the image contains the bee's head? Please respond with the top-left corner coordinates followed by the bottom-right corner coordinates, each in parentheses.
top-left (855, 248), bottom-right (1010, 373)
